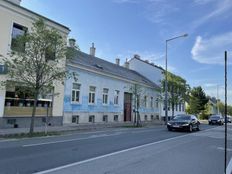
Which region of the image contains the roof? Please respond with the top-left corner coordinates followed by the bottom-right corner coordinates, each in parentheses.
top-left (67, 49), bottom-right (160, 89)
top-left (3, 0), bottom-right (70, 32)
top-left (129, 57), bottom-right (164, 71)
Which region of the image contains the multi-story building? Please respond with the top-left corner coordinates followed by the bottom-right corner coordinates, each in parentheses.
top-left (0, 0), bottom-right (70, 128)
top-left (63, 43), bottom-right (160, 124)
top-left (128, 55), bottom-right (186, 120)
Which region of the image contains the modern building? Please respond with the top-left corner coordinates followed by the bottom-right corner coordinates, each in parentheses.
top-left (128, 55), bottom-right (186, 120)
top-left (0, 0), bottom-right (70, 128)
top-left (63, 43), bottom-right (160, 124)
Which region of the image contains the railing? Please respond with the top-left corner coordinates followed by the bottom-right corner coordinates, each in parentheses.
top-left (4, 98), bottom-right (52, 116)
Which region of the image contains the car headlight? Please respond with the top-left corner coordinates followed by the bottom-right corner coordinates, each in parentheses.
top-left (182, 123), bottom-right (189, 126)
top-left (208, 119), bottom-right (211, 121)
top-left (167, 122), bottom-right (171, 125)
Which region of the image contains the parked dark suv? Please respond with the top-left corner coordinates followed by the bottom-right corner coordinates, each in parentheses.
top-left (167, 114), bottom-right (200, 132)
top-left (208, 115), bottom-right (224, 125)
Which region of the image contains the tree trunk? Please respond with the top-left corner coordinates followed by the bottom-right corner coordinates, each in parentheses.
top-left (29, 91), bottom-right (38, 134)
top-left (172, 103), bottom-right (175, 118)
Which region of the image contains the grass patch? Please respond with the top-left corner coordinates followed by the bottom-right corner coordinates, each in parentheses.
top-left (0, 131), bottom-right (60, 139)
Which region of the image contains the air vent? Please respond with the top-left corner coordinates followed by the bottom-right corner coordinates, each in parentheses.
top-left (94, 64), bottom-right (103, 69)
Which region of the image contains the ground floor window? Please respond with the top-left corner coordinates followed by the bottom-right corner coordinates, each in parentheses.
top-left (89, 115), bottom-right (95, 123)
top-left (72, 115), bottom-right (79, 124)
top-left (103, 115), bottom-right (108, 122)
top-left (114, 115), bottom-right (119, 122)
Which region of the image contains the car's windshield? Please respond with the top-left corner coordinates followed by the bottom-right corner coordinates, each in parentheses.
top-left (210, 116), bottom-right (220, 119)
top-left (173, 115), bottom-right (191, 121)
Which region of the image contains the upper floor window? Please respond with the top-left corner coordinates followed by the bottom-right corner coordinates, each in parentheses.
top-left (156, 98), bottom-right (159, 108)
top-left (144, 96), bottom-right (147, 108)
top-left (89, 86), bottom-right (96, 104)
top-left (150, 97), bottom-right (153, 108)
top-left (114, 90), bottom-right (119, 105)
top-left (11, 23), bottom-right (27, 52)
top-left (102, 88), bottom-right (109, 105)
top-left (71, 83), bottom-right (81, 103)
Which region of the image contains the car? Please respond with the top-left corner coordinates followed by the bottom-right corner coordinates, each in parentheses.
top-left (167, 114), bottom-right (200, 132)
top-left (208, 115), bottom-right (224, 125)
top-left (224, 116), bottom-right (231, 123)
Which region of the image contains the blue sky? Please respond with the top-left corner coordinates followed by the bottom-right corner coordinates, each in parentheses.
top-left (21, 0), bottom-right (232, 104)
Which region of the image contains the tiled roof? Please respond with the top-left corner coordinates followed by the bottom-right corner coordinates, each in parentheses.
top-left (67, 50), bottom-right (160, 89)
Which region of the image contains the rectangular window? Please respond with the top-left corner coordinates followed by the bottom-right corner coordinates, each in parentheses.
top-left (89, 115), bottom-right (95, 123)
top-left (144, 96), bottom-right (147, 108)
top-left (182, 103), bottom-right (185, 111)
top-left (114, 90), bottom-right (119, 105)
top-left (176, 103), bottom-right (178, 111)
top-left (89, 86), bottom-right (96, 104)
top-left (11, 23), bottom-right (27, 52)
top-left (114, 115), bottom-right (119, 122)
top-left (156, 98), bottom-right (159, 108)
top-left (102, 88), bottom-right (109, 105)
top-left (71, 83), bottom-right (81, 103)
top-left (179, 103), bottom-right (181, 111)
top-left (72, 115), bottom-right (79, 124)
top-left (103, 115), bottom-right (108, 122)
top-left (144, 115), bottom-right (148, 121)
top-left (151, 115), bottom-right (154, 120)
top-left (150, 97), bottom-right (153, 108)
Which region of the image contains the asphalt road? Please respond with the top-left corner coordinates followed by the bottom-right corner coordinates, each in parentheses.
top-left (0, 124), bottom-right (231, 174)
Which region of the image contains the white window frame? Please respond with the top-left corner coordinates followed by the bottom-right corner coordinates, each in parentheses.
top-left (71, 83), bottom-right (81, 104)
top-left (89, 86), bottom-right (96, 104)
top-left (102, 88), bottom-right (109, 105)
top-left (144, 96), bottom-right (147, 108)
top-left (150, 97), bottom-right (153, 108)
top-left (114, 90), bottom-right (119, 105)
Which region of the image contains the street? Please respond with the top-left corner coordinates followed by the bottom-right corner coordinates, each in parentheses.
top-left (0, 124), bottom-right (232, 174)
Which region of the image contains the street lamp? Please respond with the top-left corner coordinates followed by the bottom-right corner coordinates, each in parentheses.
top-left (165, 33), bottom-right (188, 124)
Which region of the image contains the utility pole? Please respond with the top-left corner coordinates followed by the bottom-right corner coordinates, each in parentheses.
top-left (224, 51), bottom-right (227, 174)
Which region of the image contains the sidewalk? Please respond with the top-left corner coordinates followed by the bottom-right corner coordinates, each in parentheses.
top-left (0, 120), bottom-right (164, 137)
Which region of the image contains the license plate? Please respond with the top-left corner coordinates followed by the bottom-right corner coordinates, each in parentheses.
top-left (173, 125), bottom-right (179, 128)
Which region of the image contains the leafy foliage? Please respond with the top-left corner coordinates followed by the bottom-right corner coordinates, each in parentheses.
top-left (187, 86), bottom-right (209, 115)
top-left (162, 71), bottom-right (190, 116)
top-left (2, 19), bottom-right (70, 133)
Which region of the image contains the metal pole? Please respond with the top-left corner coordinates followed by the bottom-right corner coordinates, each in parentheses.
top-left (165, 40), bottom-right (168, 124)
top-left (217, 85), bottom-right (219, 115)
top-left (224, 51), bottom-right (227, 174)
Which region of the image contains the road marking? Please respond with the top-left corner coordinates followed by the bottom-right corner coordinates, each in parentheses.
top-left (33, 134), bottom-right (191, 174)
top-left (33, 126), bottom-right (220, 174)
top-left (22, 133), bottom-right (122, 147)
top-left (217, 147), bottom-right (232, 152)
top-left (227, 157), bottom-right (232, 174)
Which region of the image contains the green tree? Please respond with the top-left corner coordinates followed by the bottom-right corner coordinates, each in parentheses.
top-left (1, 19), bottom-right (72, 134)
top-left (162, 72), bottom-right (190, 117)
top-left (187, 86), bottom-right (208, 115)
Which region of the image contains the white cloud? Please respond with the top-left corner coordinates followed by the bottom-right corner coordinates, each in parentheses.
top-left (191, 33), bottom-right (232, 64)
top-left (191, 0), bottom-right (232, 31)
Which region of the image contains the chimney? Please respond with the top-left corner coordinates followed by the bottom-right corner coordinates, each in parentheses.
top-left (133, 54), bottom-right (140, 59)
top-left (69, 38), bottom-right (76, 48)
top-left (90, 43), bottom-right (96, 57)
top-left (115, 58), bottom-right (120, 65)
top-left (124, 58), bottom-right (129, 69)
top-left (7, 0), bottom-right (21, 5)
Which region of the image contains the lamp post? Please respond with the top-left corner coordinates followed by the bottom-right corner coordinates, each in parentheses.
top-left (165, 33), bottom-right (188, 124)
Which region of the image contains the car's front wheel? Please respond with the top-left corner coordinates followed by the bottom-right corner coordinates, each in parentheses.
top-left (197, 124), bottom-right (200, 131)
top-left (168, 127), bottom-right (172, 131)
top-left (189, 124), bottom-right (193, 132)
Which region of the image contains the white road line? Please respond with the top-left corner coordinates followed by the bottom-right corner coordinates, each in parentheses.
top-left (227, 157), bottom-right (232, 174)
top-left (22, 133), bottom-right (122, 147)
top-left (33, 134), bottom-right (191, 174)
top-left (34, 127), bottom-right (220, 174)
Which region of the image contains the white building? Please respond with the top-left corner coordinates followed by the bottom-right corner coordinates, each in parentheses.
top-left (0, 0), bottom-right (70, 128)
top-left (128, 55), bottom-right (186, 120)
top-left (63, 43), bottom-right (160, 124)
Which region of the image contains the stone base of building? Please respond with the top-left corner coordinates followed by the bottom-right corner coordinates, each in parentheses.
top-left (0, 116), bottom-right (63, 128)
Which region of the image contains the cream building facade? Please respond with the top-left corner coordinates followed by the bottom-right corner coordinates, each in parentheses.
top-left (0, 0), bottom-right (70, 128)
